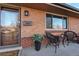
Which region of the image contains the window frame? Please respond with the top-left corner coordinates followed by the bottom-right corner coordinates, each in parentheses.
top-left (45, 12), bottom-right (68, 31)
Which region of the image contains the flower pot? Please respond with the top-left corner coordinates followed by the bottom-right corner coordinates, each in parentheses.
top-left (34, 41), bottom-right (41, 51)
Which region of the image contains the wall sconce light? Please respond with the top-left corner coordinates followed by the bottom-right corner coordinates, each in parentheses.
top-left (24, 10), bottom-right (29, 16)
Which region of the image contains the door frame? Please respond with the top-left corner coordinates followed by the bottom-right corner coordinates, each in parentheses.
top-left (0, 4), bottom-right (21, 46)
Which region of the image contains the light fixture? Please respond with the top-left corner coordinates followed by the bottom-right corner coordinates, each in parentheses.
top-left (24, 10), bottom-right (29, 16)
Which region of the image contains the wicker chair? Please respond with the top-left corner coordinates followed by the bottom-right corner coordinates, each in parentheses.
top-left (63, 31), bottom-right (77, 46)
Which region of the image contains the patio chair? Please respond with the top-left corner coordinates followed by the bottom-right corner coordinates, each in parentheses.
top-left (45, 31), bottom-right (60, 53)
top-left (63, 31), bottom-right (77, 46)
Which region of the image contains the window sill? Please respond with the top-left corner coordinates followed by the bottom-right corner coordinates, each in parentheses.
top-left (45, 29), bottom-right (68, 32)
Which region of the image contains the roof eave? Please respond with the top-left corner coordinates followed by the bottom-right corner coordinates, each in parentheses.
top-left (46, 3), bottom-right (79, 15)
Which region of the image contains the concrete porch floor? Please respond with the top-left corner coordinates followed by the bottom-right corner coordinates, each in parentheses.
top-left (20, 43), bottom-right (79, 56)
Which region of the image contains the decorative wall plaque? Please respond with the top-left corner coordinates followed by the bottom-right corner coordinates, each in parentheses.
top-left (23, 21), bottom-right (32, 26)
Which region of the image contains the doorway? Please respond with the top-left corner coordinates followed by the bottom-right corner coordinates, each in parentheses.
top-left (0, 7), bottom-right (21, 46)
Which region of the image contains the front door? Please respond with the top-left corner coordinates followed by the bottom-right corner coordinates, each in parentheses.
top-left (0, 7), bottom-right (20, 46)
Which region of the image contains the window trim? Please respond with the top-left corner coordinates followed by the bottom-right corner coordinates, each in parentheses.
top-left (45, 12), bottom-right (69, 31)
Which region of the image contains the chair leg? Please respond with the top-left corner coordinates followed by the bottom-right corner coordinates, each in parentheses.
top-left (62, 40), bottom-right (65, 47)
top-left (57, 43), bottom-right (59, 48)
top-left (55, 45), bottom-right (57, 53)
top-left (58, 42), bottom-right (60, 48)
top-left (46, 43), bottom-right (49, 48)
top-left (46, 42), bottom-right (50, 48)
top-left (67, 41), bottom-right (70, 46)
top-left (54, 44), bottom-right (57, 53)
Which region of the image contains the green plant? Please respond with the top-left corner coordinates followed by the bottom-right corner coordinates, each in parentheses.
top-left (32, 34), bottom-right (43, 42)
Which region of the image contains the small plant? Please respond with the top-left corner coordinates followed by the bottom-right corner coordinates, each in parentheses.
top-left (32, 34), bottom-right (44, 51)
top-left (32, 34), bottom-right (43, 42)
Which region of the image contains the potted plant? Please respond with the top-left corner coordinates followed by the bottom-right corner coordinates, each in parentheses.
top-left (32, 34), bottom-right (43, 51)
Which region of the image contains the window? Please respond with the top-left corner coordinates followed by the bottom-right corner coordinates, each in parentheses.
top-left (46, 14), bottom-right (67, 30)
top-left (1, 9), bottom-right (18, 27)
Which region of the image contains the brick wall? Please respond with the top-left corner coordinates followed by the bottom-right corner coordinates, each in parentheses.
top-left (69, 17), bottom-right (79, 33)
top-left (21, 7), bottom-right (45, 37)
top-left (20, 7), bottom-right (79, 48)
top-left (21, 37), bottom-right (48, 48)
top-left (21, 7), bottom-right (47, 48)
top-left (21, 37), bottom-right (33, 48)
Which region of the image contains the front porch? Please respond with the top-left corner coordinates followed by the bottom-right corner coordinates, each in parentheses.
top-left (20, 43), bottom-right (79, 56)
top-left (0, 3), bottom-right (79, 56)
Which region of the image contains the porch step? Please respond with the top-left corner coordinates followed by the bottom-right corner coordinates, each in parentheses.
top-left (0, 45), bottom-right (22, 56)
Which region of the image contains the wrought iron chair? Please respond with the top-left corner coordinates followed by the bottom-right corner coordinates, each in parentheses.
top-left (45, 31), bottom-right (60, 53)
top-left (63, 31), bottom-right (77, 46)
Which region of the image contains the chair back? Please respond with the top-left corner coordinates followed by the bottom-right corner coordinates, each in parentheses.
top-left (64, 31), bottom-right (77, 41)
top-left (45, 31), bottom-right (58, 43)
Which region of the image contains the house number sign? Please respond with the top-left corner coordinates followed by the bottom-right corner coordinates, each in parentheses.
top-left (23, 21), bottom-right (32, 26)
